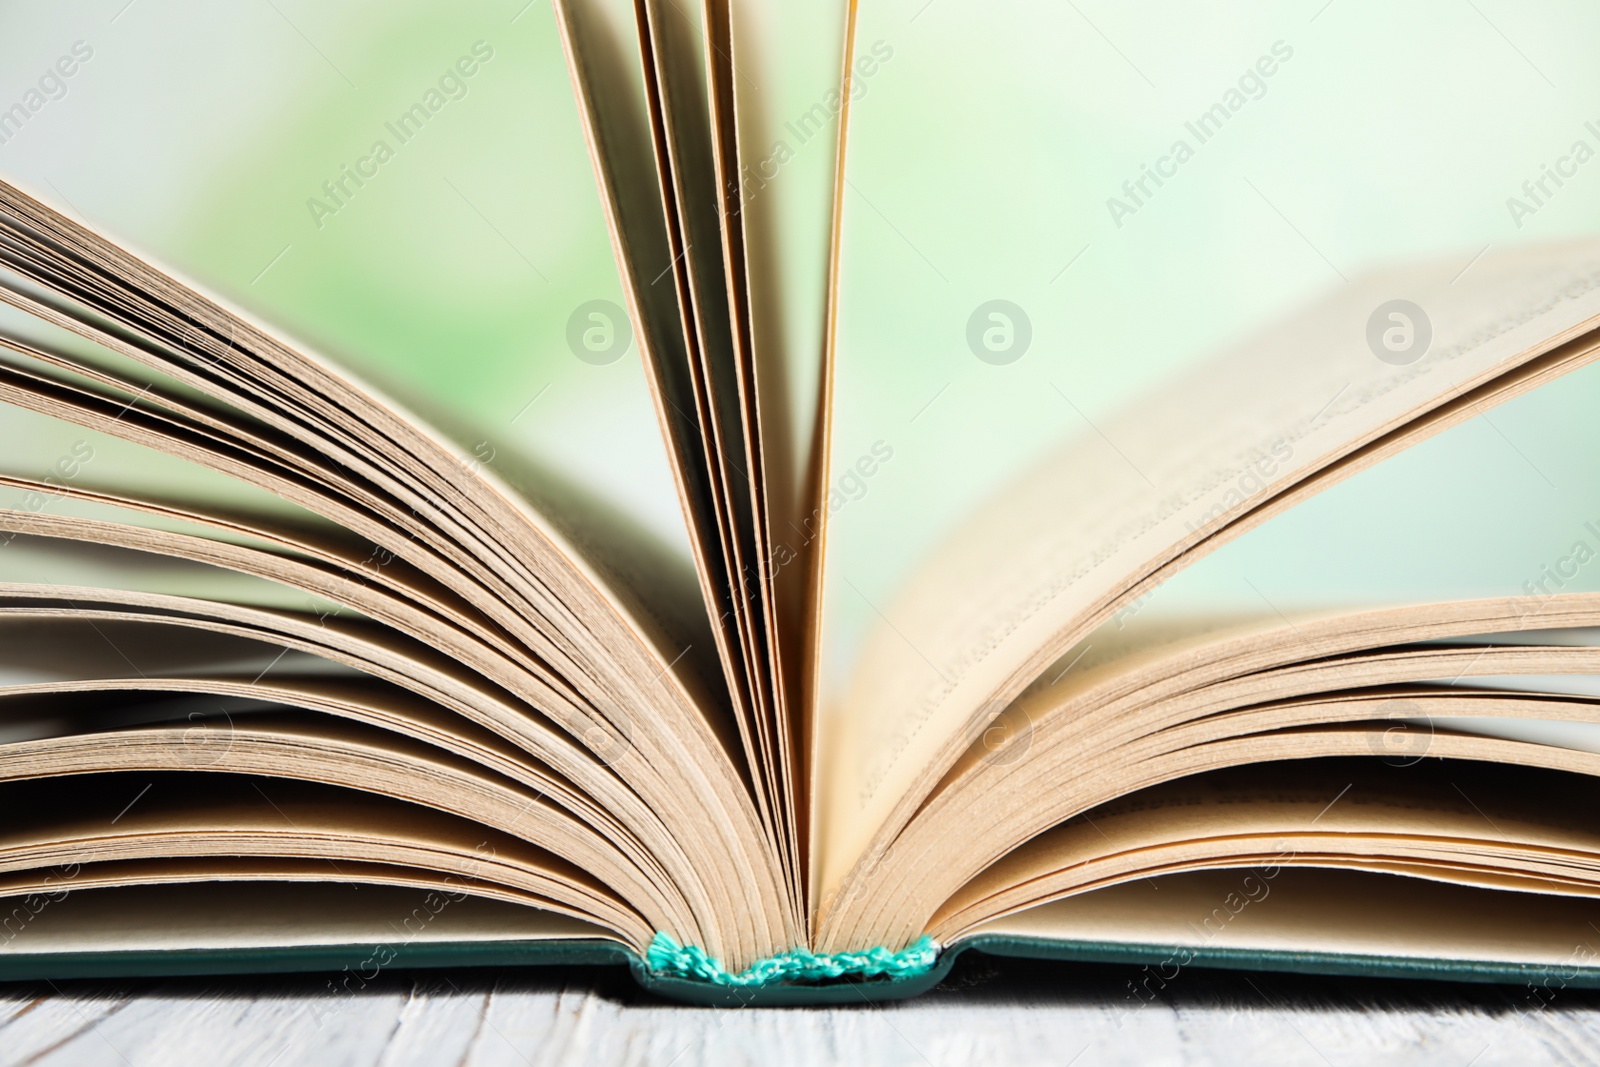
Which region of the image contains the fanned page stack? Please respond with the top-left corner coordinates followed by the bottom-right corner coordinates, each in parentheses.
top-left (4, 0), bottom-right (1600, 1004)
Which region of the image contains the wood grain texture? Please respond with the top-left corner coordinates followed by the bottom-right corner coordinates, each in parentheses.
top-left (4, 955), bottom-right (1600, 1066)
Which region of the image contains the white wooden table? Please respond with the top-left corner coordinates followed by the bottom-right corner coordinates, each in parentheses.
top-left (3, 954), bottom-right (1596, 1066)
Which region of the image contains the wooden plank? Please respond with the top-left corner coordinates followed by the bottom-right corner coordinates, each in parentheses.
top-left (4, 959), bottom-right (1600, 1066)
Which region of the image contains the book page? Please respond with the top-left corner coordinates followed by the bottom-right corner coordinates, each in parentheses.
top-left (0, 0), bottom-right (795, 963)
top-left (0, 881), bottom-right (611, 956)
top-left (819, 242), bottom-right (1600, 904)
top-left (720, 0), bottom-right (853, 907)
top-left (0, 1), bottom-right (742, 712)
top-left (967, 867), bottom-right (1600, 974)
top-left (0, 773), bottom-right (618, 897)
top-left (0, 0), bottom-right (690, 564)
top-left (812, 0), bottom-right (1600, 910)
top-left (726, 0), bottom-right (851, 563)
top-left (941, 757), bottom-right (1600, 940)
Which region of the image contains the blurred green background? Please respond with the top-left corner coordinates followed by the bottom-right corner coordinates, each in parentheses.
top-left (3, 0), bottom-right (1599, 706)
top-left (0, 0), bottom-right (691, 558)
top-left (820, 0), bottom-right (1600, 691)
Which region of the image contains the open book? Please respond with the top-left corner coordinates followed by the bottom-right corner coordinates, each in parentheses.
top-left (3, 0), bottom-right (1600, 1004)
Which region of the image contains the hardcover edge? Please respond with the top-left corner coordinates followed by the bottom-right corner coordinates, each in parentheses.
top-left (2, 936), bottom-right (1598, 1006)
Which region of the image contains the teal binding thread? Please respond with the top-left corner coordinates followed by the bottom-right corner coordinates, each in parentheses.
top-left (646, 933), bottom-right (940, 987)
